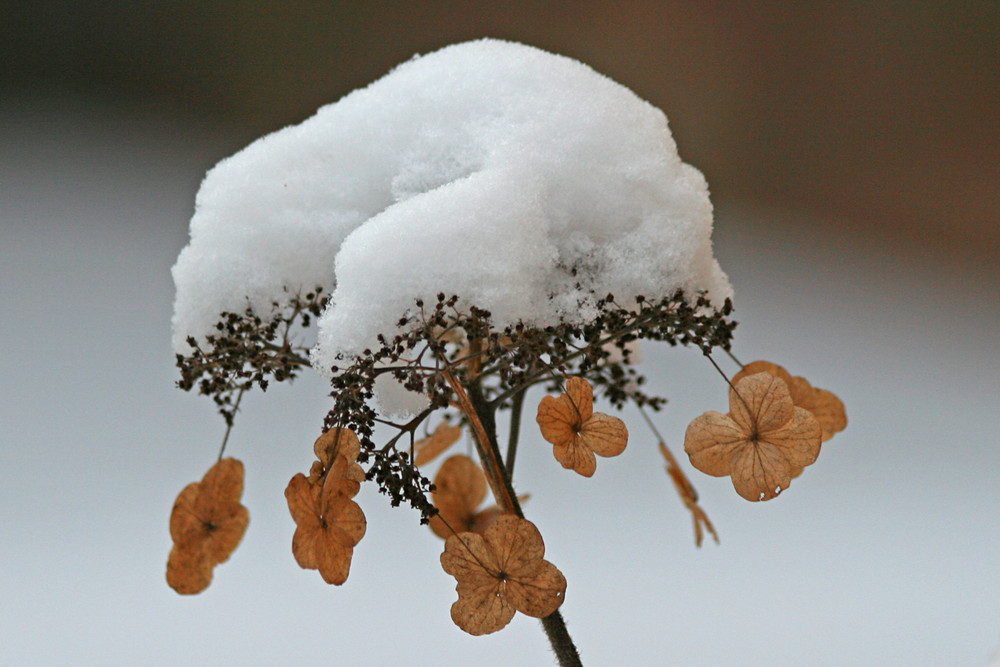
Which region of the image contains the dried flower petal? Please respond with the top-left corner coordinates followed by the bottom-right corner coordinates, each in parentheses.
top-left (166, 541), bottom-right (213, 595)
top-left (309, 428), bottom-right (365, 497)
top-left (733, 361), bottom-right (847, 442)
top-left (166, 457), bottom-right (250, 595)
top-left (536, 377), bottom-right (628, 477)
top-left (428, 454), bottom-right (510, 539)
top-left (441, 515), bottom-right (566, 635)
top-left (414, 420), bottom-right (463, 467)
top-left (684, 372), bottom-right (822, 501)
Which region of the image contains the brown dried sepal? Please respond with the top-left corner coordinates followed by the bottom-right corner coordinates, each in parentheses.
top-left (684, 372), bottom-right (822, 501)
top-left (166, 457), bottom-right (250, 595)
top-left (308, 427), bottom-right (365, 498)
top-left (732, 361), bottom-right (847, 442)
top-left (658, 441), bottom-right (718, 547)
top-left (285, 471), bottom-right (367, 585)
top-left (414, 420), bottom-right (463, 467)
top-left (428, 454), bottom-right (508, 539)
top-left (536, 377), bottom-right (628, 477)
top-left (440, 515), bottom-right (566, 635)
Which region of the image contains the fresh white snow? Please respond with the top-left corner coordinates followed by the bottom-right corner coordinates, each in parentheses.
top-left (171, 38), bottom-right (732, 373)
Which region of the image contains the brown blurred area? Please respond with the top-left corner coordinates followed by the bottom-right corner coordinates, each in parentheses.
top-left (4, 1), bottom-right (997, 250)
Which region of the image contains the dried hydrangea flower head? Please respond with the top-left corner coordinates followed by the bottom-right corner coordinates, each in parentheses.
top-left (684, 372), bottom-right (822, 501)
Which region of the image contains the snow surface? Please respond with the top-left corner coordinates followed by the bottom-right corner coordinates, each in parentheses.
top-left (171, 38), bottom-right (732, 371)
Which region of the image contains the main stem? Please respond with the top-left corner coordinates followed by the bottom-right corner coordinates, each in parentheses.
top-left (445, 371), bottom-right (583, 667)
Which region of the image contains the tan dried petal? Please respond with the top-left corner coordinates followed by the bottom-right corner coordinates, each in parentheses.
top-left (169, 482), bottom-right (201, 543)
top-left (732, 360), bottom-right (793, 388)
top-left (429, 455), bottom-right (488, 539)
top-left (414, 421), bottom-right (463, 467)
top-left (790, 378), bottom-right (847, 441)
top-left (684, 411), bottom-right (744, 477)
top-left (734, 361), bottom-right (846, 442)
top-left (313, 428), bottom-right (361, 469)
top-left (166, 541), bottom-right (213, 595)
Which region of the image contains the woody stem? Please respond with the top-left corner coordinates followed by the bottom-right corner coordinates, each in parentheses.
top-left (443, 370), bottom-right (583, 667)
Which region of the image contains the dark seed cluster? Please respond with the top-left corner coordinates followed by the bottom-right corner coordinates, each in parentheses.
top-left (175, 287), bottom-right (327, 425)
top-left (176, 288), bottom-right (736, 521)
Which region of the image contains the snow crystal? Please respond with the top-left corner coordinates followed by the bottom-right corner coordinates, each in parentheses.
top-left (172, 38), bottom-right (732, 376)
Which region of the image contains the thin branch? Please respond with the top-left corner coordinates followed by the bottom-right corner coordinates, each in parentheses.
top-left (505, 387), bottom-right (527, 477)
top-left (217, 386), bottom-right (245, 461)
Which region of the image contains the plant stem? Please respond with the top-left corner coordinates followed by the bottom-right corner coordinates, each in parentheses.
top-left (442, 369), bottom-right (583, 666)
top-left (541, 611), bottom-right (584, 667)
top-left (505, 387), bottom-right (526, 477)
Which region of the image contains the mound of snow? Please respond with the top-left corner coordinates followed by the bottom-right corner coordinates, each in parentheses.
top-left (171, 38), bottom-right (732, 371)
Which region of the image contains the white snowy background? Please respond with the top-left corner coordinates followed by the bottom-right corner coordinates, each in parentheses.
top-left (2, 8), bottom-right (998, 666)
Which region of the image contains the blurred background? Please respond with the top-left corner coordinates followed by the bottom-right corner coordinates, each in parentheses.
top-left (2, 3), bottom-right (997, 666)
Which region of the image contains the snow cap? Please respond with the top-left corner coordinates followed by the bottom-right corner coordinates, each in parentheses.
top-left (172, 38), bottom-right (732, 377)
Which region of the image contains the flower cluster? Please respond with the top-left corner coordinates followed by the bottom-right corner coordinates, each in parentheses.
top-left (166, 289), bottom-right (847, 657)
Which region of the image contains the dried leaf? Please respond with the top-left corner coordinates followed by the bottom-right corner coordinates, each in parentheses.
top-left (166, 457), bottom-right (250, 595)
top-left (536, 377), bottom-right (628, 477)
top-left (285, 471), bottom-right (367, 585)
top-left (441, 515), bottom-right (566, 635)
top-left (684, 372), bottom-right (822, 501)
top-left (733, 360), bottom-right (847, 442)
top-left (414, 420), bottom-right (463, 466)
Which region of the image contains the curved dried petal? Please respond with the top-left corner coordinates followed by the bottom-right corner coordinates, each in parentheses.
top-left (729, 440), bottom-right (793, 501)
top-left (322, 496), bottom-right (368, 549)
top-left (562, 377), bottom-right (594, 422)
top-left (285, 473), bottom-right (319, 526)
top-left (166, 542), bottom-right (213, 595)
top-left (729, 373), bottom-right (796, 435)
top-left (536, 396), bottom-right (579, 448)
top-left (732, 360), bottom-right (793, 388)
top-left (793, 381), bottom-right (847, 441)
top-left (580, 413), bottom-right (628, 457)
top-left (553, 437), bottom-right (598, 477)
top-left (762, 407), bottom-right (822, 469)
top-left (441, 531), bottom-right (497, 580)
top-left (434, 455), bottom-right (487, 516)
top-left (313, 428), bottom-right (361, 469)
top-left (201, 458), bottom-right (244, 503)
top-left (325, 455), bottom-right (364, 499)
top-left (169, 483), bottom-right (201, 542)
top-left (450, 580), bottom-right (515, 636)
top-left (429, 455), bottom-right (488, 538)
top-left (489, 515), bottom-right (546, 568)
top-left (414, 421), bottom-right (463, 466)
top-left (315, 537), bottom-right (355, 586)
top-left (291, 522), bottom-right (321, 570)
top-left (684, 411), bottom-right (744, 477)
top-left (503, 559), bottom-right (567, 619)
